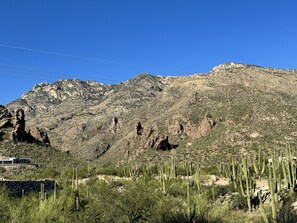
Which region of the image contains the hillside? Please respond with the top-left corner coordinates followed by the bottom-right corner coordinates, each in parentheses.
top-left (4, 62), bottom-right (297, 166)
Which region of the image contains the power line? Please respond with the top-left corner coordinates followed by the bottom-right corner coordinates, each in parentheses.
top-left (0, 63), bottom-right (108, 81)
top-left (0, 43), bottom-right (135, 66)
top-left (0, 44), bottom-right (195, 77)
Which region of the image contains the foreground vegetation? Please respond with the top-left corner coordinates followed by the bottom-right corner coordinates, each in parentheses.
top-left (0, 169), bottom-right (253, 223)
top-left (1, 145), bottom-right (297, 223)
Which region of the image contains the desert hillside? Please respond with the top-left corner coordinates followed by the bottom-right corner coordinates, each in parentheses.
top-left (4, 62), bottom-right (297, 166)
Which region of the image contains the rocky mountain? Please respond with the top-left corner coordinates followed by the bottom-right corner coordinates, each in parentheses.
top-left (3, 63), bottom-right (297, 166)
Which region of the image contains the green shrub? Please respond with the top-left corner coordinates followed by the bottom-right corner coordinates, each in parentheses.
top-left (229, 193), bottom-right (248, 211)
top-left (274, 202), bottom-right (297, 223)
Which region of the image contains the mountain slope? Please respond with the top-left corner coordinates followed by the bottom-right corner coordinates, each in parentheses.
top-left (6, 63), bottom-right (297, 166)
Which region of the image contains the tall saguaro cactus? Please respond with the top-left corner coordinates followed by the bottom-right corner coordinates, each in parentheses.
top-left (253, 147), bottom-right (266, 180)
top-left (282, 146), bottom-right (296, 194)
top-left (170, 154), bottom-right (177, 179)
top-left (239, 156), bottom-right (255, 212)
top-left (194, 166), bottom-right (202, 194)
top-left (267, 158), bottom-right (280, 223)
top-left (225, 156), bottom-right (238, 189)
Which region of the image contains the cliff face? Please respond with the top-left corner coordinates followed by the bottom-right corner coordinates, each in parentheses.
top-left (6, 63), bottom-right (297, 165)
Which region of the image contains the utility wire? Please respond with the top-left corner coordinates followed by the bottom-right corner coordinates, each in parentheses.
top-left (0, 44), bottom-right (194, 77)
top-left (0, 63), bottom-right (120, 82)
top-left (0, 63), bottom-right (123, 83)
top-left (0, 43), bottom-right (136, 66)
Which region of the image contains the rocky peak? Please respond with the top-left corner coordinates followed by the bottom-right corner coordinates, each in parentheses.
top-left (210, 62), bottom-right (293, 74)
top-left (18, 79), bottom-right (112, 108)
top-left (212, 62), bottom-right (248, 73)
top-left (124, 73), bottom-right (164, 95)
top-left (130, 73), bottom-right (156, 82)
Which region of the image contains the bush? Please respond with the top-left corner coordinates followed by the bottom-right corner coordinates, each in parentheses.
top-left (274, 203), bottom-right (297, 223)
top-left (229, 193), bottom-right (248, 211)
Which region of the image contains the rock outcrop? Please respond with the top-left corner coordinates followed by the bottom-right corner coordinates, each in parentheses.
top-left (197, 112), bottom-right (216, 137)
top-left (137, 124), bottom-right (177, 150)
top-left (139, 125), bottom-right (164, 149)
top-left (167, 112), bottom-right (215, 140)
top-left (184, 121), bottom-right (200, 139)
top-left (28, 127), bottom-right (50, 146)
top-left (11, 109), bottom-right (27, 143)
top-left (0, 106), bottom-right (12, 120)
top-left (3, 108), bottom-right (51, 145)
top-left (168, 120), bottom-right (184, 136)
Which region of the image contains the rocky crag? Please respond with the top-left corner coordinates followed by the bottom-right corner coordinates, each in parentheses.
top-left (4, 63), bottom-right (297, 166)
top-left (0, 106), bottom-right (50, 145)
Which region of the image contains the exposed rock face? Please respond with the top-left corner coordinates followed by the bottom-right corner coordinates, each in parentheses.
top-left (184, 112), bottom-right (215, 139)
top-left (212, 62), bottom-right (247, 73)
top-left (11, 109), bottom-right (27, 143)
top-left (0, 106), bottom-right (12, 120)
top-left (168, 120), bottom-right (184, 136)
top-left (28, 127), bottom-right (50, 146)
top-left (168, 112), bottom-right (215, 139)
top-left (139, 125), bottom-right (162, 149)
top-left (0, 107), bottom-right (13, 140)
top-left (184, 121), bottom-right (200, 139)
top-left (136, 124), bottom-right (177, 150)
top-left (197, 112), bottom-right (216, 137)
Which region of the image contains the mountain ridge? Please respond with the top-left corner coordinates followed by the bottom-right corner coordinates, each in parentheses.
top-left (3, 62), bottom-right (297, 166)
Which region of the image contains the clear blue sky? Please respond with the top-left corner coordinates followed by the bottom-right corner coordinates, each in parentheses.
top-left (0, 0), bottom-right (296, 105)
